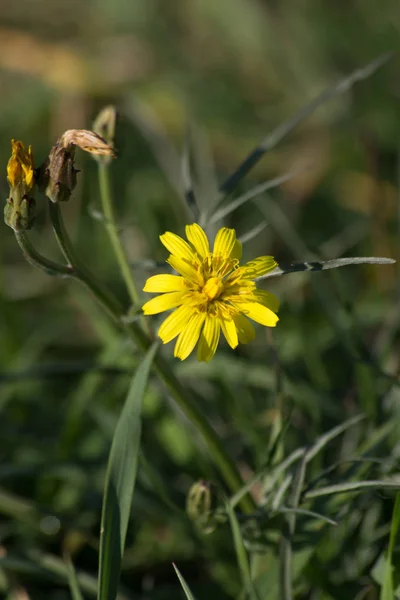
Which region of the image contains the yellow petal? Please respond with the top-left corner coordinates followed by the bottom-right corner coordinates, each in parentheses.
top-left (143, 274), bottom-right (187, 293)
top-left (239, 302), bottom-right (279, 327)
top-left (213, 227), bottom-right (237, 257)
top-left (158, 304), bottom-right (194, 343)
top-left (160, 232), bottom-right (196, 261)
top-left (220, 317), bottom-right (238, 349)
top-left (253, 290), bottom-right (280, 313)
top-left (174, 312), bottom-right (206, 360)
top-left (233, 314), bottom-right (255, 344)
top-left (197, 316), bottom-right (220, 362)
top-left (241, 256), bottom-right (277, 278)
top-left (142, 291), bottom-right (185, 315)
top-left (167, 255), bottom-right (201, 283)
top-left (7, 140), bottom-right (34, 191)
top-left (185, 223), bottom-right (210, 258)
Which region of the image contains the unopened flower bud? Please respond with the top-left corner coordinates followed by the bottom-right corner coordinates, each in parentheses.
top-left (186, 480), bottom-right (221, 534)
top-left (37, 129), bottom-right (116, 203)
top-left (38, 142), bottom-right (77, 203)
top-left (4, 139), bottom-right (36, 231)
top-left (93, 106), bottom-right (117, 165)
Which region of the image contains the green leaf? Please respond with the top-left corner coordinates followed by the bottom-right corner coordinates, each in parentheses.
top-left (304, 480), bottom-right (400, 500)
top-left (381, 493), bottom-right (400, 600)
top-left (260, 257), bottom-right (396, 279)
top-left (226, 502), bottom-right (260, 600)
top-left (173, 563), bottom-right (197, 600)
top-left (65, 555), bottom-right (84, 600)
top-left (219, 52), bottom-right (393, 195)
top-left (97, 342), bottom-right (159, 600)
top-left (209, 168), bottom-right (301, 225)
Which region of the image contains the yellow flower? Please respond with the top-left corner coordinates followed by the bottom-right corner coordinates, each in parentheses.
top-left (142, 224), bottom-right (279, 362)
top-left (7, 140), bottom-right (34, 192)
top-left (4, 140), bottom-right (36, 231)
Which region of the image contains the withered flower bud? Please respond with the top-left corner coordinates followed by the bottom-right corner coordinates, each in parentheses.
top-left (38, 129), bottom-right (116, 203)
top-left (4, 139), bottom-right (36, 231)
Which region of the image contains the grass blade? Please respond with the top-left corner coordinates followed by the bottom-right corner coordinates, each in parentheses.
top-left (172, 563), bottom-right (197, 600)
top-left (229, 415), bottom-right (364, 509)
top-left (226, 502), bottom-right (260, 600)
top-left (209, 168), bottom-right (303, 225)
top-left (380, 492), bottom-right (400, 600)
top-left (181, 132), bottom-right (199, 221)
top-left (97, 342), bottom-right (159, 600)
top-left (280, 455), bottom-right (307, 600)
top-left (124, 96), bottom-right (183, 201)
top-left (219, 52), bottom-right (393, 195)
top-left (304, 479), bottom-right (400, 500)
top-left (259, 257), bottom-right (396, 279)
top-left (238, 222), bottom-right (268, 245)
top-left (65, 555), bottom-right (84, 600)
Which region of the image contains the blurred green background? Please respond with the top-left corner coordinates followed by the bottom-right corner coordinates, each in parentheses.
top-left (1, 1), bottom-right (400, 599)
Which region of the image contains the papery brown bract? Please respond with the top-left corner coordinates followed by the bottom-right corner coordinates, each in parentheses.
top-left (37, 129), bottom-right (116, 203)
top-left (60, 129), bottom-right (116, 157)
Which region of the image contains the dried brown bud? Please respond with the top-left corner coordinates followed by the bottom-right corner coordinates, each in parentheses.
top-left (37, 142), bottom-right (77, 203)
top-left (37, 129), bottom-right (116, 203)
top-left (60, 129), bottom-right (116, 158)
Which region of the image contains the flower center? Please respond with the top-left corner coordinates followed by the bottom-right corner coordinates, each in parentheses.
top-left (203, 277), bottom-right (224, 301)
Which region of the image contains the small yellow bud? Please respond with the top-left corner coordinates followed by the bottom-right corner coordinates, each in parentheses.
top-left (4, 140), bottom-right (36, 231)
top-left (7, 140), bottom-right (35, 192)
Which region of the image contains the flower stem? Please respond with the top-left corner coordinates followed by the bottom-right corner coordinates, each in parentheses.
top-left (45, 202), bottom-right (255, 513)
top-left (14, 231), bottom-right (73, 277)
top-left (97, 164), bottom-right (141, 307)
top-left (48, 201), bottom-right (123, 320)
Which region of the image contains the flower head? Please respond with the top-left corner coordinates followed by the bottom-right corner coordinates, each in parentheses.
top-left (7, 140), bottom-right (34, 192)
top-left (142, 224), bottom-right (279, 362)
top-left (4, 140), bottom-right (36, 231)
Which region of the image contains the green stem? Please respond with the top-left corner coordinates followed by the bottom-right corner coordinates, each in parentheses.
top-left (14, 231), bottom-right (73, 277)
top-left (98, 164), bottom-right (140, 307)
top-left (48, 201), bottom-right (123, 321)
top-left (46, 202), bottom-right (255, 513)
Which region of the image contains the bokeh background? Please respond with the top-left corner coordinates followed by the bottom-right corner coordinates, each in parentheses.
top-left (1, 1), bottom-right (400, 599)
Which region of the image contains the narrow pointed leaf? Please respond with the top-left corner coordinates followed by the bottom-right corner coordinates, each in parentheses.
top-left (65, 555), bottom-right (84, 600)
top-left (304, 479), bottom-right (400, 500)
top-left (238, 222), bottom-right (268, 245)
top-left (380, 493), bottom-right (400, 600)
top-left (220, 52), bottom-right (393, 195)
top-left (173, 564), bottom-right (197, 600)
top-left (259, 257), bottom-right (396, 279)
top-left (227, 502), bottom-right (260, 600)
top-left (98, 342), bottom-right (159, 600)
top-left (210, 168), bottom-right (302, 224)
